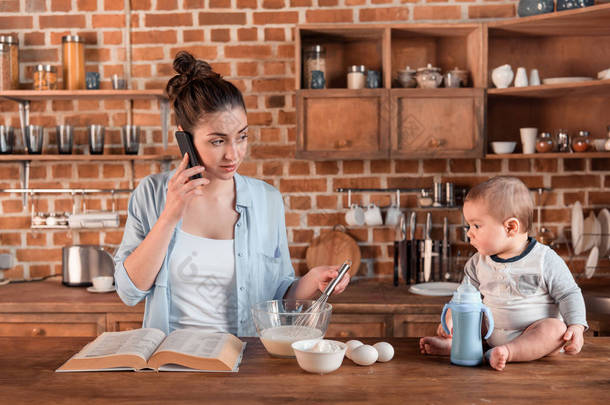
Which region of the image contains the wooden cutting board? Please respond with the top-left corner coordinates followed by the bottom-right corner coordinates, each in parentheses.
top-left (305, 229), bottom-right (361, 277)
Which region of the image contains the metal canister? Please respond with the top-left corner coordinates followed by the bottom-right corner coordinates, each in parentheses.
top-left (0, 35), bottom-right (18, 89)
top-left (62, 35), bottom-right (85, 90)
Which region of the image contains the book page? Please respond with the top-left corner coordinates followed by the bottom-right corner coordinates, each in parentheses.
top-left (73, 328), bottom-right (166, 361)
top-left (154, 329), bottom-right (227, 359)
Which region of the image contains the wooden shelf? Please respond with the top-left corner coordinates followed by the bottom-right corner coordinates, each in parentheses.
top-left (0, 89), bottom-right (166, 102)
top-left (488, 79), bottom-right (610, 98)
top-left (488, 3), bottom-right (610, 37)
top-left (485, 152), bottom-right (610, 159)
top-left (0, 154), bottom-right (175, 161)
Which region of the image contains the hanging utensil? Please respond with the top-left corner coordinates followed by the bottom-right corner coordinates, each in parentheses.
top-left (406, 212), bottom-right (416, 285)
top-left (424, 212), bottom-right (433, 282)
top-left (393, 214), bottom-right (404, 286)
top-left (442, 217), bottom-right (450, 280)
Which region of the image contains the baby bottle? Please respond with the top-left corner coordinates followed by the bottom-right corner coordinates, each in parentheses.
top-left (440, 276), bottom-right (494, 366)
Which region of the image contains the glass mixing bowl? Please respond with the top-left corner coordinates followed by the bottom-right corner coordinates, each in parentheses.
top-left (251, 299), bottom-right (332, 358)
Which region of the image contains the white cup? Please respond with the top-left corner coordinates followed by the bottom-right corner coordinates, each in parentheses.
top-left (529, 69), bottom-right (540, 86)
top-left (514, 67), bottom-right (528, 87)
top-left (385, 204), bottom-right (402, 227)
top-left (520, 127), bottom-right (538, 154)
top-left (92, 276), bottom-right (113, 290)
top-left (364, 203), bottom-right (383, 226)
top-left (345, 204), bottom-right (365, 226)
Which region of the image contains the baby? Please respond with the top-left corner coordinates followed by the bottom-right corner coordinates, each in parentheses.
top-left (419, 176), bottom-right (587, 371)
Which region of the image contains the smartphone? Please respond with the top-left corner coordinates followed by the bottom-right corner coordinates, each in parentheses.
top-left (175, 130), bottom-right (203, 180)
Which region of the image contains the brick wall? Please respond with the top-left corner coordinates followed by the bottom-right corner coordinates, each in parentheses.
top-left (0, 1), bottom-right (608, 281)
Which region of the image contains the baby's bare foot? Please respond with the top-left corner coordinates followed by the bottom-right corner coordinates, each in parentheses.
top-left (419, 336), bottom-right (452, 355)
top-left (488, 346), bottom-right (510, 371)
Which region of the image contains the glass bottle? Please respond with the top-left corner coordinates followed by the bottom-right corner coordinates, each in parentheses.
top-left (0, 43), bottom-right (10, 90)
top-left (62, 35), bottom-right (85, 90)
top-left (0, 35), bottom-right (18, 89)
top-left (572, 130), bottom-right (591, 153)
top-left (556, 129), bottom-right (570, 152)
top-left (535, 132), bottom-right (554, 153)
top-left (303, 45), bottom-right (326, 89)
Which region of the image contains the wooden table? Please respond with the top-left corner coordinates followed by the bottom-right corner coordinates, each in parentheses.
top-left (1, 337), bottom-right (609, 404)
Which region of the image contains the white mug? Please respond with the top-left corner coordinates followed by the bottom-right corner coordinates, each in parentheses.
top-left (385, 204), bottom-right (402, 227)
top-left (520, 127), bottom-right (538, 154)
top-left (529, 69), bottom-right (540, 86)
top-left (345, 204), bottom-right (365, 226)
top-left (514, 67), bottom-right (528, 87)
top-left (364, 203), bottom-right (383, 226)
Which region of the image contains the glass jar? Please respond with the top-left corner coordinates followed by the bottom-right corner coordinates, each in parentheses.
top-left (556, 129), bottom-right (570, 152)
top-left (0, 35), bottom-right (18, 89)
top-left (33, 64), bottom-right (57, 90)
top-left (0, 43), bottom-right (11, 91)
top-left (416, 63), bottom-right (442, 88)
top-left (347, 65), bottom-right (366, 89)
top-left (62, 35), bottom-right (85, 90)
top-left (572, 130), bottom-right (591, 153)
top-left (535, 132), bottom-right (554, 153)
top-left (303, 45), bottom-right (326, 89)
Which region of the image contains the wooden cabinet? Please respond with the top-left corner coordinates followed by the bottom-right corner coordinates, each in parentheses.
top-left (326, 313), bottom-right (392, 338)
top-left (0, 313), bottom-right (105, 337)
top-left (295, 5), bottom-right (610, 160)
top-left (106, 312), bottom-right (143, 332)
top-left (390, 88), bottom-right (485, 159)
top-left (486, 5), bottom-right (610, 153)
top-left (296, 89), bottom-right (389, 159)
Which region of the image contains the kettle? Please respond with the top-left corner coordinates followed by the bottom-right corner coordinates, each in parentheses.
top-left (440, 276), bottom-right (494, 366)
top-left (62, 245), bottom-right (115, 287)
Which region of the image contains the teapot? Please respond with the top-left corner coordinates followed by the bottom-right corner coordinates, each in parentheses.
top-left (441, 276), bottom-right (494, 366)
top-left (416, 64), bottom-right (442, 88)
top-left (491, 64), bottom-right (514, 89)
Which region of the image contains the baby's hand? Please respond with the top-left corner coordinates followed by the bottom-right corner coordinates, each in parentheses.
top-left (563, 324), bottom-right (585, 355)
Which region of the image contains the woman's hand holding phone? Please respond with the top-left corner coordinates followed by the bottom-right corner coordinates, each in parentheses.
top-left (161, 153), bottom-right (209, 225)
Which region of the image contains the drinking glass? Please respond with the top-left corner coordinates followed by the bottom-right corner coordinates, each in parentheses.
top-left (88, 124), bottom-right (105, 154)
top-left (56, 125), bottom-right (73, 154)
top-left (122, 125), bottom-right (140, 155)
top-left (25, 125), bottom-right (44, 154)
top-left (0, 125), bottom-right (14, 154)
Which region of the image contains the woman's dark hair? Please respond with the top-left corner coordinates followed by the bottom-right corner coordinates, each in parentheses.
top-left (165, 51), bottom-right (246, 133)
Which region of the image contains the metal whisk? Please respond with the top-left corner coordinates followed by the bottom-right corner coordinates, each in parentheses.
top-left (291, 260), bottom-right (352, 336)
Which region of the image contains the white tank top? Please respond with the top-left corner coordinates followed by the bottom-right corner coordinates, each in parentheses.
top-left (168, 226), bottom-right (237, 334)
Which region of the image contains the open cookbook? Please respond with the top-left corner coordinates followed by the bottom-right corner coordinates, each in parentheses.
top-left (56, 328), bottom-right (246, 372)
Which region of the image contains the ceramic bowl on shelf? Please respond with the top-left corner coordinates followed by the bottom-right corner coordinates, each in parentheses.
top-left (491, 141), bottom-right (517, 154)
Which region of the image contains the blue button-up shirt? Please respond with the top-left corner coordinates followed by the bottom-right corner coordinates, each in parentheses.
top-left (113, 171), bottom-right (296, 337)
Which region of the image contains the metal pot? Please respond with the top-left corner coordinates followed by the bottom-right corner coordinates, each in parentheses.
top-left (62, 245), bottom-right (114, 287)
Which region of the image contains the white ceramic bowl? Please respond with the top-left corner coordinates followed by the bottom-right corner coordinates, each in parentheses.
top-left (291, 339), bottom-right (347, 374)
top-left (491, 141), bottom-right (516, 154)
top-left (592, 139), bottom-right (605, 152)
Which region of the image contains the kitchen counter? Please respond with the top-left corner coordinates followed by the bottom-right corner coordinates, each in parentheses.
top-left (1, 336), bottom-right (609, 405)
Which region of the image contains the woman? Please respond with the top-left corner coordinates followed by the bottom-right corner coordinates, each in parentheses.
top-left (114, 51), bottom-right (349, 337)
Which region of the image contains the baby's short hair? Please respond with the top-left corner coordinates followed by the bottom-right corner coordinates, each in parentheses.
top-left (465, 176), bottom-right (533, 233)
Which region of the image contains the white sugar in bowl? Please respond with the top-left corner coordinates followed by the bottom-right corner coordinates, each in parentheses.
top-left (291, 339), bottom-right (347, 374)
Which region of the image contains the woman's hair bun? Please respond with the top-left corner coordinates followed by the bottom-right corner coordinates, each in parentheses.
top-left (173, 50), bottom-right (220, 81)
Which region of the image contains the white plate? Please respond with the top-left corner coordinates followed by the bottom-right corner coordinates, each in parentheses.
top-left (585, 246), bottom-right (599, 279)
top-left (87, 285), bottom-right (116, 293)
top-left (572, 201), bottom-right (584, 255)
top-left (408, 282), bottom-right (460, 296)
top-left (582, 212), bottom-right (601, 252)
top-left (542, 77), bottom-right (594, 85)
top-left (598, 208), bottom-right (610, 257)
